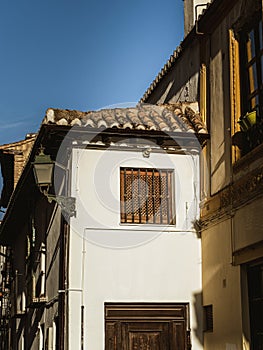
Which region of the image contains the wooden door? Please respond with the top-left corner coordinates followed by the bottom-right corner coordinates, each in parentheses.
top-left (105, 303), bottom-right (190, 350)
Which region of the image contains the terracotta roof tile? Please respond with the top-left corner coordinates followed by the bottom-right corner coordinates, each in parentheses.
top-left (43, 103), bottom-right (207, 135)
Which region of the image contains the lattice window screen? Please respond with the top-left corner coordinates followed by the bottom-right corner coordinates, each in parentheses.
top-left (120, 168), bottom-right (175, 225)
top-left (203, 305), bottom-right (213, 332)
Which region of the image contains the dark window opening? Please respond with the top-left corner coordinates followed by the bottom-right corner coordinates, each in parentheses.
top-left (203, 304), bottom-right (213, 332)
top-left (236, 12), bottom-right (263, 155)
top-left (0, 152), bottom-right (14, 209)
top-left (240, 17), bottom-right (263, 120)
top-left (248, 262), bottom-right (263, 349)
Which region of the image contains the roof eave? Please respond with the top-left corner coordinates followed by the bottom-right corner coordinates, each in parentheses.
top-left (0, 123), bottom-right (209, 244)
top-left (140, 0), bottom-right (240, 103)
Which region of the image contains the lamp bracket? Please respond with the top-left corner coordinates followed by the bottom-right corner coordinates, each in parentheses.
top-left (42, 190), bottom-right (76, 218)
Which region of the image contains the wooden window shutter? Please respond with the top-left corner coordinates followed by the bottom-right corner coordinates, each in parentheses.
top-left (229, 29), bottom-right (241, 162)
top-left (203, 304), bottom-right (213, 332)
top-left (200, 63), bottom-right (207, 125)
top-left (120, 168), bottom-right (175, 225)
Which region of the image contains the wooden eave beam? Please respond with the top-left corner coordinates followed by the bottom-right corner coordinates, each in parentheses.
top-left (41, 124), bottom-right (209, 148)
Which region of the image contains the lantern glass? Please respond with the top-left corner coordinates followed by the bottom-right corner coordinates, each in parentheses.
top-left (33, 163), bottom-right (53, 187)
top-left (32, 153), bottom-right (54, 187)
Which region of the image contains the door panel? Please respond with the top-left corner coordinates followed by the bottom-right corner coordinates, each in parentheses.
top-left (125, 322), bottom-right (169, 350)
top-left (129, 332), bottom-right (161, 350)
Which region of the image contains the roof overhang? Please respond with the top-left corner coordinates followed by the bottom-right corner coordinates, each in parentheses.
top-left (0, 121), bottom-right (209, 245)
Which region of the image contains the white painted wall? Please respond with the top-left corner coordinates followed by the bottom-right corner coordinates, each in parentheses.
top-left (68, 146), bottom-right (203, 349)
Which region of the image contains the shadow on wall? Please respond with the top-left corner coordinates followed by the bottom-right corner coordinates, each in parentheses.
top-left (28, 308), bottom-right (45, 349)
top-left (144, 42), bottom-right (200, 106)
top-left (193, 291), bottom-right (204, 346)
top-left (0, 172), bottom-right (5, 219)
top-left (0, 151), bottom-right (14, 215)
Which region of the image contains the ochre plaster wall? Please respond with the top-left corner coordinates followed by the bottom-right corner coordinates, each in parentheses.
top-left (202, 219), bottom-right (243, 350)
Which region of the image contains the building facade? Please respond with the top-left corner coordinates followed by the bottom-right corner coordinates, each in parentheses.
top-left (0, 134), bottom-right (36, 209)
top-left (142, 0), bottom-right (263, 348)
top-left (0, 104), bottom-right (207, 349)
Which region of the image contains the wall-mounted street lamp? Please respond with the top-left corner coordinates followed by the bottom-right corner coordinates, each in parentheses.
top-left (32, 148), bottom-right (76, 218)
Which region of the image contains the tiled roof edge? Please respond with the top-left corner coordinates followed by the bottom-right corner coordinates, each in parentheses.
top-left (139, 0), bottom-right (236, 103)
top-left (41, 102), bottom-right (207, 135)
top-left (0, 134), bottom-right (37, 151)
top-left (140, 45), bottom-right (183, 103)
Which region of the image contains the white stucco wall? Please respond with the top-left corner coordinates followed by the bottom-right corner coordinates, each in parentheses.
top-left (68, 146), bottom-right (203, 349)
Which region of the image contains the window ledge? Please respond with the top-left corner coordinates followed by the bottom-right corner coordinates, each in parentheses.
top-left (233, 140), bottom-right (263, 175)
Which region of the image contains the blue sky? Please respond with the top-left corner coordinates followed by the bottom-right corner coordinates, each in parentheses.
top-left (0, 0), bottom-right (184, 145)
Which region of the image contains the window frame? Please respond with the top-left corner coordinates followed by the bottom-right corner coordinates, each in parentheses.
top-left (239, 15), bottom-right (263, 120)
top-left (247, 261), bottom-right (263, 349)
top-left (120, 167), bottom-right (176, 226)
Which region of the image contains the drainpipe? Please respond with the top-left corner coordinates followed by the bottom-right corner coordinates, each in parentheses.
top-left (59, 217), bottom-right (68, 350)
top-left (81, 236), bottom-right (86, 350)
top-left (195, 4), bottom-right (209, 35)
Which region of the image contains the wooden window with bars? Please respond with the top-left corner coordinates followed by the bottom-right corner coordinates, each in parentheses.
top-left (240, 17), bottom-right (263, 119)
top-left (120, 167), bottom-right (175, 225)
